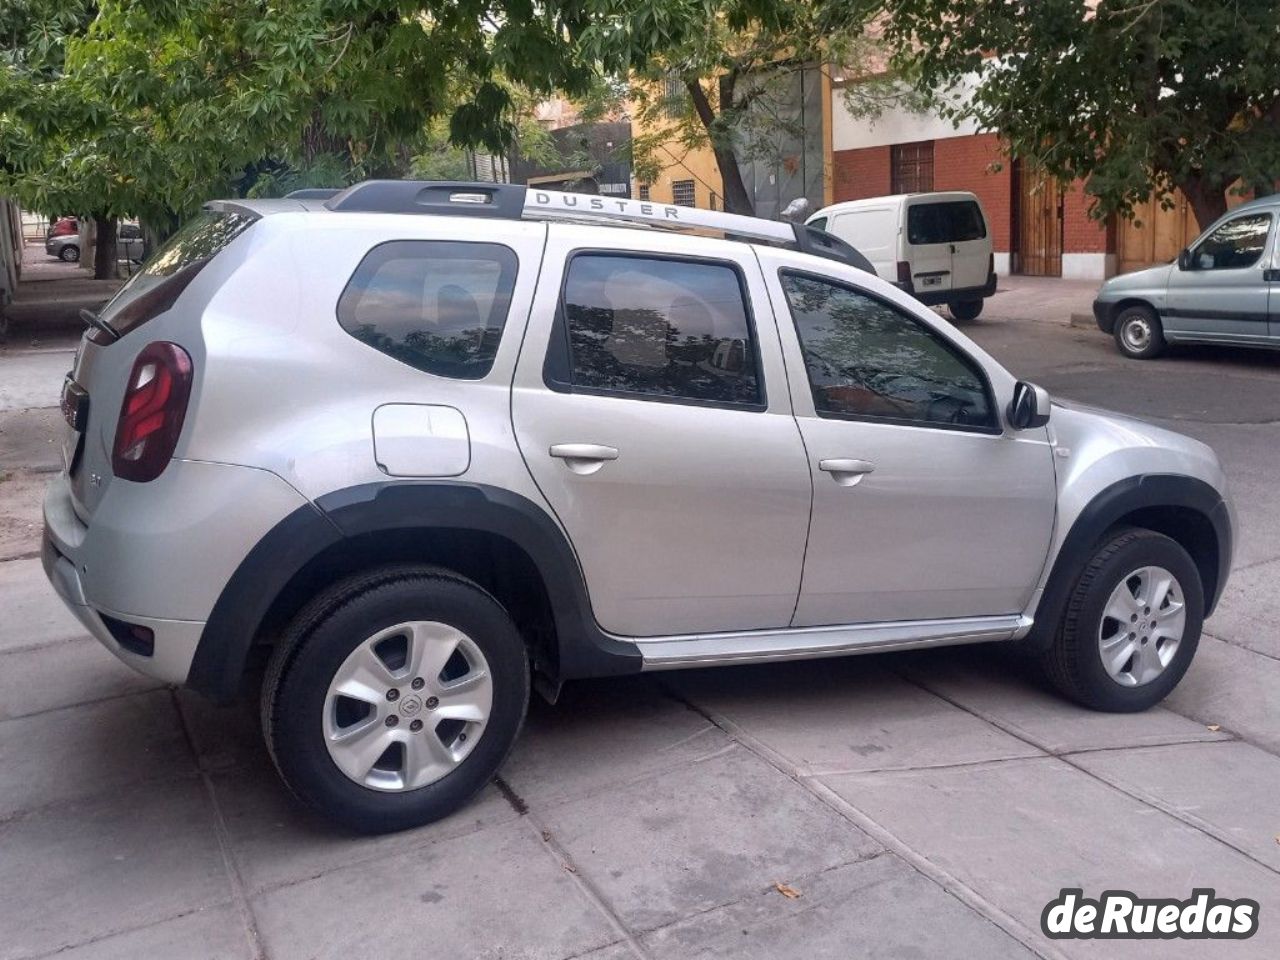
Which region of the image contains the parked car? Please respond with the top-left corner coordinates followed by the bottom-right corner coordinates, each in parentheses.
top-left (806, 191), bottom-right (997, 321)
top-left (45, 222), bottom-right (144, 264)
top-left (45, 181), bottom-right (1233, 832)
top-left (1094, 194), bottom-right (1280, 358)
top-left (48, 216), bottom-right (79, 239)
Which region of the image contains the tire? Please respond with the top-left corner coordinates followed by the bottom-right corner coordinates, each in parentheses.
top-left (59, 244), bottom-right (80, 263)
top-left (1113, 304), bottom-right (1165, 359)
top-left (948, 298), bottom-right (984, 322)
top-left (262, 564), bottom-right (530, 833)
top-left (1040, 528), bottom-right (1203, 712)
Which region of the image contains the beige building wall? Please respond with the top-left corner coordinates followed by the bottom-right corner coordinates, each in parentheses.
top-left (633, 143), bottom-right (724, 208)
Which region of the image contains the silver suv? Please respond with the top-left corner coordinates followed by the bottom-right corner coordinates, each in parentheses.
top-left (44, 181), bottom-right (1234, 833)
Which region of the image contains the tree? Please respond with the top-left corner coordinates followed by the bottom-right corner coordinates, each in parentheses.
top-left (1, 1), bottom-right (607, 273)
top-left (582, 1), bottom-right (891, 215)
top-left (878, 0), bottom-right (1280, 227)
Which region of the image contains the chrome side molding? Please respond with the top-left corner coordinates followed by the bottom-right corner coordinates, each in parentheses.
top-left (632, 614), bottom-right (1033, 671)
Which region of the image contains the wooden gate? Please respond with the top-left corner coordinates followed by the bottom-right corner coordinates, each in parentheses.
top-left (1117, 191), bottom-right (1199, 275)
top-left (1017, 165), bottom-right (1063, 277)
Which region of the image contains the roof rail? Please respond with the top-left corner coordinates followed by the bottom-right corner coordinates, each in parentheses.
top-left (284, 188), bottom-right (342, 200)
top-left (321, 180), bottom-right (872, 272)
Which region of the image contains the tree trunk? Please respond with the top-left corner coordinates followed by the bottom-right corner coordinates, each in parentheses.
top-left (684, 77), bottom-right (755, 217)
top-left (1180, 178), bottom-right (1229, 232)
top-left (92, 215), bottom-right (117, 280)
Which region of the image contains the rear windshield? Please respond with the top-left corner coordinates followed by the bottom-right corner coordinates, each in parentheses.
top-left (907, 201), bottom-right (987, 245)
top-left (99, 210), bottom-right (257, 324)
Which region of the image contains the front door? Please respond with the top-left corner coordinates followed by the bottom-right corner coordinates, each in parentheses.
top-left (512, 230), bottom-right (813, 637)
top-left (1166, 210), bottom-right (1275, 342)
top-left (1018, 166), bottom-right (1063, 277)
top-left (759, 252), bottom-right (1057, 626)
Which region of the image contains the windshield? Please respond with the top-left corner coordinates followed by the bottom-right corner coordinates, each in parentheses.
top-left (99, 210), bottom-right (257, 324)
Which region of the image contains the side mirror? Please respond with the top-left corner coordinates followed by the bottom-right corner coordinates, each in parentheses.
top-left (1008, 381), bottom-right (1051, 430)
top-left (1177, 248), bottom-right (1192, 271)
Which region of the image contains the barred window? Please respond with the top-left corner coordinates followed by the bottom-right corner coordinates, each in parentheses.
top-left (891, 141), bottom-right (934, 194)
top-left (672, 180), bottom-right (696, 207)
top-left (638, 184), bottom-right (651, 201)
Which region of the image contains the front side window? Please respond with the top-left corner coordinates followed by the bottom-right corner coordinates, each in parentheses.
top-left (337, 241), bottom-right (517, 379)
top-left (780, 272), bottom-right (995, 430)
top-left (555, 254), bottom-right (761, 406)
top-left (1193, 213), bottom-right (1272, 270)
top-left (907, 201), bottom-right (987, 245)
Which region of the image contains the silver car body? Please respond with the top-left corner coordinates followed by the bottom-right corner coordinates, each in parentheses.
top-left (45, 224), bottom-right (146, 264)
top-left (1094, 194), bottom-right (1280, 347)
top-left (42, 186), bottom-right (1234, 694)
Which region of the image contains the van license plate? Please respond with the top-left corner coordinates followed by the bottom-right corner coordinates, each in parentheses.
top-left (921, 276), bottom-right (942, 288)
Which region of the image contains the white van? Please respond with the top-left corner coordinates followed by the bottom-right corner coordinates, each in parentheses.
top-left (807, 192), bottom-right (997, 320)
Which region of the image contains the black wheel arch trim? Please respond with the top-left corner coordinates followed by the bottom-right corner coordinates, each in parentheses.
top-left (187, 481), bottom-right (641, 702)
top-left (1024, 473), bottom-right (1231, 652)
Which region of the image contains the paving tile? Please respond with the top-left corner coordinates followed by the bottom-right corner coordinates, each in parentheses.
top-left (666, 657), bottom-right (1041, 776)
top-left (1073, 740), bottom-right (1280, 872)
top-left (898, 646), bottom-right (1231, 753)
top-left (0, 638), bottom-right (161, 720)
top-left (1201, 558), bottom-right (1280, 659)
top-left (642, 853), bottom-right (1037, 959)
top-left (823, 756), bottom-right (1280, 959)
top-left (0, 778), bottom-right (233, 960)
top-left (570, 943), bottom-right (637, 960)
top-left (211, 762), bottom-right (518, 895)
top-left (1166, 634), bottom-right (1280, 754)
top-left (502, 675), bottom-right (728, 806)
top-left (0, 556), bottom-right (85, 653)
top-left (537, 743), bottom-right (881, 932)
top-left (252, 819), bottom-right (617, 960)
top-left (27, 904), bottom-right (253, 960)
top-left (0, 689), bottom-right (195, 817)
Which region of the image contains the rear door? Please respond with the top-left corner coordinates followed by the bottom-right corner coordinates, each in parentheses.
top-left (1167, 211), bottom-right (1274, 342)
top-left (511, 227), bottom-right (813, 638)
top-left (903, 200), bottom-right (954, 296)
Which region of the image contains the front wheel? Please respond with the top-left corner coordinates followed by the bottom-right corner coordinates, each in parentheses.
top-left (1113, 304), bottom-right (1165, 359)
top-left (262, 565), bottom-right (530, 833)
top-left (948, 298), bottom-right (984, 322)
top-left (1040, 529), bottom-right (1203, 712)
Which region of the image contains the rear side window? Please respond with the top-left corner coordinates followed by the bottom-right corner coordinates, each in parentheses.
top-left (907, 201), bottom-right (987, 245)
top-left (549, 253), bottom-right (762, 407)
top-left (337, 241), bottom-right (518, 379)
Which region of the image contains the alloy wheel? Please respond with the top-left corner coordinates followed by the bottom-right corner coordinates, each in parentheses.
top-left (323, 621), bottom-right (493, 791)
top-left (1097, 565), bottom-right (1186, 687)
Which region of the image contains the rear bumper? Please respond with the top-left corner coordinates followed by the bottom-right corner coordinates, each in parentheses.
top-left (41, 461), bottom-right (311, 687)
top-left (911, 272), bottom-right (998, 307)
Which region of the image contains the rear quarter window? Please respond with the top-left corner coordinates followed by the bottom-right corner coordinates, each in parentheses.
top-left (336, 240), bottom-right (518, 380)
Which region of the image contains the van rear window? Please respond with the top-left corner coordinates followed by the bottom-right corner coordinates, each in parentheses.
top-left (907, 201), bottom-right (986, 245)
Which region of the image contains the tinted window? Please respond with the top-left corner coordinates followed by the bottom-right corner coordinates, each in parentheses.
top-left (808, 216), bottom-right (828, 232)
top-left (907, 201), bottom-right (987, 245)
top-left (100, 210), bottom-right (255, 326)
top-left (558, 254), bottom-right (760, 405)
top-left (1193, 213), bottom-right (1272, 270)
top-left (780, 272), bottom-right (994, 430)
top-left (337, 241), bottom-right (517, 379)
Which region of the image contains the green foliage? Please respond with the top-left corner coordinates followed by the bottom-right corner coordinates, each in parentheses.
top-left (879, 0), bottom-right (1280, 225)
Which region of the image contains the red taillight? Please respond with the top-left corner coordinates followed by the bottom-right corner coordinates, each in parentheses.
top-left (112, 342), bottom-right (193, 482)
top-left (896, 261), bottom-right (913, 288)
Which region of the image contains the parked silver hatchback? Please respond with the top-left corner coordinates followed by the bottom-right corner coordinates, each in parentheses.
top-left (44, 181), bottom-right (1234, 832)
top-left (1094, 194), bottom-right (1280, 358)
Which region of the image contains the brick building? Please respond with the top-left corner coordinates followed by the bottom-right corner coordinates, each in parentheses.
top-left (830, 81), bottom-right (1136, 280)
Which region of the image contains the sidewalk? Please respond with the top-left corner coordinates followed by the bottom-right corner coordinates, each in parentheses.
top-left (0, 241), bottom-right (121, 344)
top-left (980, 274), bottom-right (1100, 327)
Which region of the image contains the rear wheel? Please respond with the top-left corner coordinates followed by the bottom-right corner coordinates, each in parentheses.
top-left (948, 298), bottom-right (984, 322)
top-left (1113, 304), bottom-right (1165, 359)
top-left (1040, 529), bottom-right (1203, 712)
top-left (262, 565), bottom-right (530, 833)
